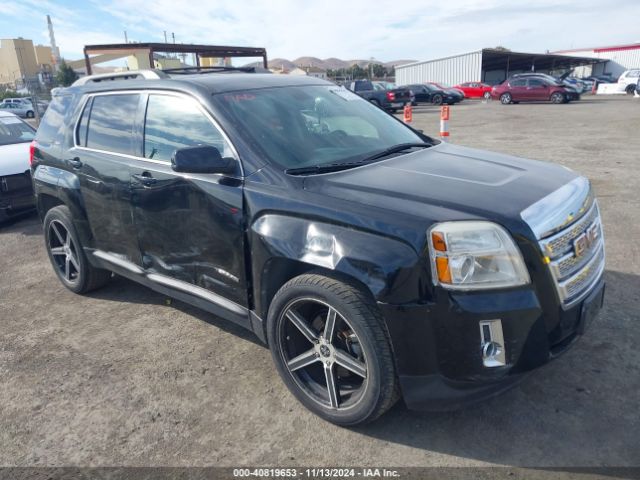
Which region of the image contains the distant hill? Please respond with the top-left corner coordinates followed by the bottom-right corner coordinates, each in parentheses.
top-left (245, 57), bottom-right (417, 70)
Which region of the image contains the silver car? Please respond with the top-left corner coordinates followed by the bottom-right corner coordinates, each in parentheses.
top-left (0, 102), bottom-right (38, 118)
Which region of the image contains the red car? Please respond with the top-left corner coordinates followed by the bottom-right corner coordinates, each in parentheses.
top-left (490, 77), bottom-right (571, 104)
top-left (453, 82), bottom-right (493, 99)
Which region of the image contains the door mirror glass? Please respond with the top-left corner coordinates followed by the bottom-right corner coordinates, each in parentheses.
top-left (171, 145), bottom-right (235, 174)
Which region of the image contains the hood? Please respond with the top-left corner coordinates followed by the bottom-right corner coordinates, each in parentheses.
top-left (0, 142), bottom-right (31, 176)
top-left (303, 142), bottom-right (578, 228)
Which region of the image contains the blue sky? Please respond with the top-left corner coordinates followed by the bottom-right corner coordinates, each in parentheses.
top-left (1, 0), bottom-right (639, 64)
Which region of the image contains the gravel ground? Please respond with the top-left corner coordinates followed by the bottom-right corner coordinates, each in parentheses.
top-left (1, 96), bottom-right (639, 469)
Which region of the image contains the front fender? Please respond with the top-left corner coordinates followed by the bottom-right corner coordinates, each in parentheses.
top-left (250, 214), bottom-right (426, 319)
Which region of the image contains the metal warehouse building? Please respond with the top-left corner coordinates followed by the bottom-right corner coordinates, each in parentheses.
top-left (396, 48), bottom-right (601, 86)
top-left (553, 43), bottom-right (640, 78)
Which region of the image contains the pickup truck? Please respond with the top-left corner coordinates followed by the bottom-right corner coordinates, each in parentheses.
top-left (347, 79), bottom-right (411, 112)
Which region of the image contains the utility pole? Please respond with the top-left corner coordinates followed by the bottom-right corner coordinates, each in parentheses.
top-left (124, 30), bottom-right (128, 43)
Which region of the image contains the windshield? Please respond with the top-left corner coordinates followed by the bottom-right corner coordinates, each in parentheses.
top-left (0, 115), bottom-right (35, 146)
top-left (212, 85), bottom-right (424, 170)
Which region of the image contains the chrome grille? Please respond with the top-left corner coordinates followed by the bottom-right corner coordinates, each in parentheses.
top-left (539, 200), bottom-right (605, 307)
top-left (540, 202), bottom-right (600, 259)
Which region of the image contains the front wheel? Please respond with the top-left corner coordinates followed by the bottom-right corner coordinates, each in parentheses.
top-left (431, 94), bottom-right (443, 105)
top-left (26, 110), bottom-right (34, 118)
top-left (626, 84), bottom-right (637, 95)
top-left (267, 274), bottom-right (399, 426)
top-left (483, 91), bottom-right (491, 99)
top-left (500, 93), bottom-right (512, 104)
top-left (550, 92), bottom-right (565, 104)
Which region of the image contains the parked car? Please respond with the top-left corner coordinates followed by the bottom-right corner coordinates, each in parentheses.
top-left (348, 79), bottom-right (411, 112)
top-left (452, 82), bottom-right (493, 99)
top-left (32, 70), bottom-right (605, 426)
top-left (0, 111), bottom-right (36, 222)
top-left (492, 77), bottom-right (572, 104)
top-left (372, 81), bottom-right (415, 107)
top-left (0, 102), bottom-right (37, 118)
top-left (510, 73), bottom-right (581, 101)
top-left (1, 97), bottom-right (32, 105)
top-left (617, 69), bottom-right (640, 94)
top-left (405, 84), bottom-right (462, 105)
top-left (426, 82), bottom-right (465, 102)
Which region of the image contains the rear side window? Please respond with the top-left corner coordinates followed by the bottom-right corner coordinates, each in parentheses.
top-left (35, 93), bottom-right (72, 144)
top-left (86, 94), bottom-right (139, 155)
top-left (528, 78), bottom-right (546, 86)
top-left (143, 94), bottom-right (233, 162)
top-left (76, 98), bottom-right (91, 147)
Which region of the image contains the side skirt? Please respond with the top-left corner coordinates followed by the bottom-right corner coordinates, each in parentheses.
top-left (91, 249), bottom-right (260, 337)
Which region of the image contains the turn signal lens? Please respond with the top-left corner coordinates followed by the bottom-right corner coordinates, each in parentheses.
top-left (431, 232), bottom-right (447, 251)
top-left (435, 257), bottom-right (452, 283)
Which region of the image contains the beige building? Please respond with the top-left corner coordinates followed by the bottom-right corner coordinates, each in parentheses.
top-left (289, 66), bottom-right (327, 79)
top-left (0, 38), bottom-right (40, 85)
top-left (33, 44), bottom-right (54, 68)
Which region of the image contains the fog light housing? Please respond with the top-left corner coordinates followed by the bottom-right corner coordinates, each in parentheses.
top-left (479, 320), bottom-right (506, 367)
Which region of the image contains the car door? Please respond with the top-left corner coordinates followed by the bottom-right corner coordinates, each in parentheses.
top-left (69, 92), bottom-right (143, 265)
top-left (508, 79), bottom-right (528, 101)
top-left (525, 78), bottom-right (549, 101)
top-left (129, 92), bottom-right (247, 308)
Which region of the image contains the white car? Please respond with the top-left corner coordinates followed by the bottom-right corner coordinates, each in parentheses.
top-left (0, 110), bottom-right (36, 221)
top-left (0, 102), bottom-right (38, 118)
top-left (618, 69), bottom-right (640, 94)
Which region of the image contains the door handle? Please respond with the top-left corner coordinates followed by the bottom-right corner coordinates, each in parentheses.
top-left (132, 173), bottom-right (157, 186)
top-left (67, 157), bottom-right (82, 169)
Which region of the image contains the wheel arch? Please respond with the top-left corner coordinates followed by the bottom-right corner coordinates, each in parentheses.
top-left (249, 214), bottom-right (421, 323)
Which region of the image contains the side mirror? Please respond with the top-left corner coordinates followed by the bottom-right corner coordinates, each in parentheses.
top-left (171, 145), bottom-right (235, 174)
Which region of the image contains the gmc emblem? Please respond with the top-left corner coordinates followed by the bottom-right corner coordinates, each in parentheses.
top-left (573, 223), bottom-right (599, 257)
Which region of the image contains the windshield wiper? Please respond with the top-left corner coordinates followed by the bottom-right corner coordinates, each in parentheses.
top-left (285, 143), bottom-right (432, 176)
top-left (286, 161), bottom-right (369, 175)
top-left (358, 142), bottom-right (432, 163)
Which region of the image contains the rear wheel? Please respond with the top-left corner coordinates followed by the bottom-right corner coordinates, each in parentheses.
top-left (26, 110), bottom-right (34, 118)
top-left (551, 92), bottom-right (565, 104)
top-left (44, 206), bottom-right (111, 294)
top-left (267, 274), bottom-right (399, 426)
top-left (431, 94), bottom-right (443, 105)
top-left (500, 93), bottom-right (512, 104)
top-left (370, 99), bottom-right (380, 108)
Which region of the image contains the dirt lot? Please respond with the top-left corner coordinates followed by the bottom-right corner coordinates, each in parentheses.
top-left (1, 96), bottom-right (639, 469)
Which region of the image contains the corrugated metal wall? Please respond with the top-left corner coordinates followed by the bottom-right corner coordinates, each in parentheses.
top-left (396, 51), bottom-right (483, 86)
top-left (558, 47), bottom-right (640, 78)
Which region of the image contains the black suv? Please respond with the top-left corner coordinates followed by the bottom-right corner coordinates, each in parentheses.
top-left (31, 69), bottom-right (605, 426)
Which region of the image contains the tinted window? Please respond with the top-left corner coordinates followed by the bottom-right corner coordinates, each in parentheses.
top-left (510, 79), bottom-right (527, 87)
top-left (86, 94), bottom-right (139, 155)
top-left (528, 78), bottom-right (546, 86)
top-left (143, 94), bottom-right (233, 162)
top-left (35, 93), bottom-right (72, 144)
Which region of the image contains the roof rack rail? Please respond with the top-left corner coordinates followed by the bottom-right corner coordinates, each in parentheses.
top-left (162, 66), bottom-right (256, 74)
top-left (72, 69), bottom-right (169, 86)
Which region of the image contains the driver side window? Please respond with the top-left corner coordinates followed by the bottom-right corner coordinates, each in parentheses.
top-left (143, 94), bottom-right (233, 162)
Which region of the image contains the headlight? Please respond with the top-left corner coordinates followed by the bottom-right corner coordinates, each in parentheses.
top-left (428, 221), bottom-right (530, 290)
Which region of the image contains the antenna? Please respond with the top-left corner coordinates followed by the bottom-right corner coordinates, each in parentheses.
top-left (46, 15), bottom-right (61, 71)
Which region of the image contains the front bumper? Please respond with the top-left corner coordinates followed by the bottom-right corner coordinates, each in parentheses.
top-left (380, 277), bottom-right (605, 411)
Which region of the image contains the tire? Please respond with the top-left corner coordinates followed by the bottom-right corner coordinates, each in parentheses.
top-left (267, 273), bottom-right (399, 426)
top-left (390, 108), bottom-right (398, 113)
top-left (483, 91), bottom-right (491, 100)
top-left (431, 94), bottom-right (443, 105)
top-left (500, 93), bottom-right (512, 104)
top-left (44, 205), bottom-right (111, 294)
top-left (551, 92), bottom-right (565, 104)
top-left (626, 84), bottom-right (637, 95)
top-left (26, 110), bottom-right (34, 118)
